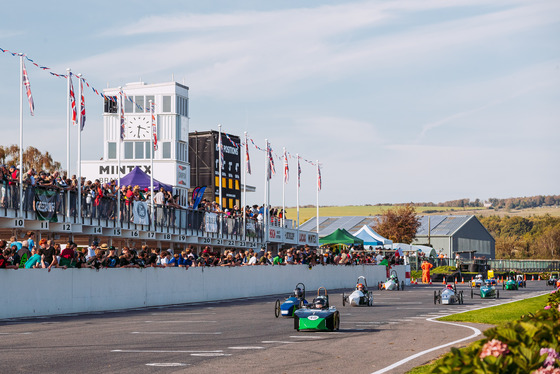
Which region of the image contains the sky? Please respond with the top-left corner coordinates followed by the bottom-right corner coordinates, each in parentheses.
top-left (0, 0), bottom-right (558, 207)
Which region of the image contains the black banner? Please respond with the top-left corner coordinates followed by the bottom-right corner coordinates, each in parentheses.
top-left (35, 189), bottom-right (58, 222)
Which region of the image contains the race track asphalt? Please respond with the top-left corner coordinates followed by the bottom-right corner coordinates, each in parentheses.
top-left (0, 281), bottom-right (551, 374)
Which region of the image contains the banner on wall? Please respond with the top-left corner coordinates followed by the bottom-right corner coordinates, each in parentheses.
top-left (35, 189), bottom-right (58, 222)
top-left (205, 212), bottom-right (218, 233)
top-left (133, 201), bottom-right (149, 225)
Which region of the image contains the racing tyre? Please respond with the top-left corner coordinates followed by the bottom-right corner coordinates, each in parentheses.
top-left (471, 289), bottom-right (474, 299)
top-left (342, 293), bottom-right (346, 307)
top-left (333, 312), bottom-right (340, 331)
top-left (274, 299), bottom-right (281, 318)
top-left (460, 291), bottom-right (464, 304)
top-left (438, 290), bottom-right (441, 304)
top-left (496, 290), bottom-right (500, 299)
top-left (524, 281), bottom-right (526, 288)
top-left (434, 291), bottom-right (437, 305)
top-left (368, 291), bottom-right (373, 306)
top-left (294, 316), bottom-right (300, 331)
top-left (502, 284), bottom-right (505, 290)
top-left (397, 283), bottom-right (400, 291)
top-left (401, 281), bottom-right (405, 291)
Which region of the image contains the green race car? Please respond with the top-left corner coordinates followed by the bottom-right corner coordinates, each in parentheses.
top-left (294, 287), bottom-right (340, 332)
top-left (503, 273), bottom-right (525, 290)
top-left (472, 279), bottom-right (499, 299)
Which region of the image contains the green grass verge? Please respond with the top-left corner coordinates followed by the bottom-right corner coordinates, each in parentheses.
top-left (406, 362), bottom-right (437, 374)
top-left (438, 293), bottom-right (548, 325)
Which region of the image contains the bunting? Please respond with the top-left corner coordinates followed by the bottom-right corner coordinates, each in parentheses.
top-left (225, 133), bottom-right (238, 148)
top-left (21, 60), bottom-right (34, 116)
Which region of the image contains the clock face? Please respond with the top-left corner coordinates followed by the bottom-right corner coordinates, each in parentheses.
top-left (126, 116), bottom-right (151, 139)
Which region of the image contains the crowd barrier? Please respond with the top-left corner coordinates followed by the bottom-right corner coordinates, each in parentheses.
top-left (0, 264), bottom-right (409, 319)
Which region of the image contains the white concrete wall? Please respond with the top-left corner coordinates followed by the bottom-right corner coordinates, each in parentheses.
top-left (0, 265), bottom-right (409, 319)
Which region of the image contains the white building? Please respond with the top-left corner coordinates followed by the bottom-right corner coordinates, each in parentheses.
top-left (82, 81), bottom-right (190, 205)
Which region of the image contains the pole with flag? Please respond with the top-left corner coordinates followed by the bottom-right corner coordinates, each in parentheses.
top-left (19, 56), bottom-right (25, 217)
top-left (316, 160), bottom-right (321, 235)
top-left (282, 147), bottom-right (288, 227)
top-left (218, 124), bottom-right (223, 211)
top-left (149, 99), bottom-right (155, 229)
top-left (243, 131), bottom-right (249, 240)
top-left (66, 69), bottom-right (73, 219)
top-left (117, 87), bottom-right (123, 225)
top-left (263, 139), bottom-right (268, 247)
top-left (296, 153), bottom-right (300, 246)
top-left (77, 74), bottom-right (84, 221)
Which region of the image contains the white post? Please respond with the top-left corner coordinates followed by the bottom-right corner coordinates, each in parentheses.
top-left (263, 139), bottom-right (268, 249)
top-left (19, 56), bottom-right (23, 218)
top-left (243, 131), bottom-right (247, 240)
top-left (77, 74), bottom-right (82, 222)
top-left (282, 147), bottom-right (285, 228)
top-left (218, 124), bottom-right (222, 211)
top-left (316, 160), bottom-right (320, 235)
top-left (149, 99), bottom-right (155, 230)
top-left (117, 87), bottom-right (122, 225)
top-left (66, 68), bottom-right (71, 219)
top-left (296, 153), bottom-right (300, 245)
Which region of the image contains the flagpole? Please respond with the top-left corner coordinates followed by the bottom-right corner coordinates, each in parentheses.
top-left (19, 55), bottom-right (23, 218)
top-left (77, 74), bottom-right (82, 222)
top-left (218, 124), bottom-right (222, 211)
top-left (316, 160), bottom-right (319, 235)
top-left (117, 87), bottom-right (122, 225)
top-left (149, 99), bottom-right (154, 230)
top-left (263, 139), bottom-right (268, 249)
top-left (243, 131), bottom-right (247, 240)
top-left (296, 153), bottom-right (300, 245)
top-left (282, 147), bottom-right (286, 228)
top-left (66, 69), bottom-right (71, 219)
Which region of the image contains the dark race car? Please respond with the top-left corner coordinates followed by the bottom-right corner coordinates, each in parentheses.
top-left (275, 282), bottom-right (308, 318)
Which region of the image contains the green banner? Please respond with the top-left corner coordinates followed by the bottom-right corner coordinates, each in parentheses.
top-left (35, 188), bottom-right (58, 222)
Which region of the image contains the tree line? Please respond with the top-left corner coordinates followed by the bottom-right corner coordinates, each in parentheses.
top-left (0, 144), bottom-right (61, 173)
top-left (372, 195), bottom-right (560, 209)
top-left (479, 215), bottom-right (560, 259)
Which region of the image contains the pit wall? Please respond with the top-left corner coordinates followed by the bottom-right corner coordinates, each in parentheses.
top-left (0, 264), bottom-right (409, 319)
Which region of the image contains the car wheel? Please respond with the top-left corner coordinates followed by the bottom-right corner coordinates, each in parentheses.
top-left (434, 291), bottom-right (437, 305)
top-left (334, 313), bottom-right (340, 331)
top-left (401, 281), bottom-right (405, 291)
top-left (460, 291), bottom-right (464, 304)
top-left (471, 289), bottom-right (474, 299)
top-left (342, 293), bottom-right (346, 307)
top-left (274, 299), bottom-right (281, 318)
top-left (294, 316), bottom-right (299, 330)
top-left (369, 291), bottom-right (373, 306)
top-left (496, 290), bottom-right (500, 299)
top-left (524, 281), bottom-right (526, 288)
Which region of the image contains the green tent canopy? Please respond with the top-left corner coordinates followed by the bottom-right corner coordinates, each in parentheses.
top-left (319, 228), bottom-right (364, 245)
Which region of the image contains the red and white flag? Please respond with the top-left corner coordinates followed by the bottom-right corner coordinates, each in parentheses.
top-left (119, 91), bottom-right (125, 140)
top-left (245, 140), bottom-right (251, 175)
top-left (79, 78), bottom-right (86, 131)
top-left (69, 74), bottom-right (77, 125)
top-left (22, 61), bottom-right (34, 116)
top-left (283, 149), bottom-right (289, 184)
top-left (151, 102), bottom-right (157, 150)
top-left (267, 143), bottom-right (276, 180)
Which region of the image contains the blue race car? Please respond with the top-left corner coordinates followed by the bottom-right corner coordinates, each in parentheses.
top-left (275, 282), bottom-right (308, 318)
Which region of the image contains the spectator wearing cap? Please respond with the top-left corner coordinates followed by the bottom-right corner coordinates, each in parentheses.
top-left (102, 246), bottom-right (119, 268)
top-left (86, 241), bottom-right (98, 261)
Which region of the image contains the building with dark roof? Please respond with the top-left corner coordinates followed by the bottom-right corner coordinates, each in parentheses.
top-left (301, 215), bottom-right (495, 259)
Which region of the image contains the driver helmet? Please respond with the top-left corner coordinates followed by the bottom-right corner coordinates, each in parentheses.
top-left (357, 283), bottom-right (364, 291)
top-left (294, 287), bottom-right (303, 298)
top-left (390, 274), bottom-right (397, 280)
top-left (314, 298), bottom-right (326, 309)
top-left (446, 284), bottom-right (453, 290)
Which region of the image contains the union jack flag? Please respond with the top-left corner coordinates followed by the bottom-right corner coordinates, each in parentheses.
top-left (245, 140), bottom-right (251, 175)
top-left (151, 102), bottom-right (157, 150)
top-left (283, 149), bottom-right (289, 184)
top-left (22, 61), bottom-right (34, 116)
top-left (267, 143), bottom-right (276, 180)
top-left (297, 157), bottom-right (301, 188)
top-left (79, 78), bottom-right (86, 131)
top-left (119, 91), bottom-right (125, 141)
top-left (317, 164), bottom-right (322, 191)
top-left (69, 74), bottom-right (77, 125)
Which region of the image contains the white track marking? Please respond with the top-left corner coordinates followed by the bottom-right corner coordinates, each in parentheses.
top-left (150, 312), bottom-right (216, 315)
top-left (228, 346), bottom-right (265, 350)
top-left (0, 332), bottom-right (32, 335)
top-left (191, 353), bottom-right (232, 357)
top-left (131, 332), bottom-right (222, 335)
top-left (112, 349), bottom-right (223, 353)
top-left (146, 363), bottom-right (189, 367)
top-left (261, 341), bottom-right (300, 344)
top-left (289, 335), bottom-right (324, 339)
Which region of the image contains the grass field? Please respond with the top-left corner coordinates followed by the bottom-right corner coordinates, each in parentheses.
top-left (284, 205), bottom-right (560, 225)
